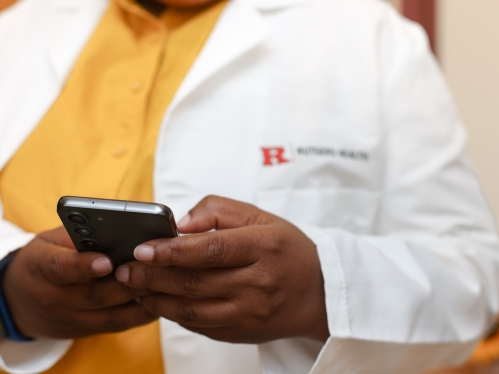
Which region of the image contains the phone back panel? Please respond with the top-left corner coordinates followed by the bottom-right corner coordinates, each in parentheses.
top-left (57, 197), bottom-right (178, 267)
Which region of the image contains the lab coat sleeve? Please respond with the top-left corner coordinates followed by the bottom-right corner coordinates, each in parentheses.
top-left (258, 8), bottom-right (499, 374)
top-left (0, 199), bottom-right (72, 374)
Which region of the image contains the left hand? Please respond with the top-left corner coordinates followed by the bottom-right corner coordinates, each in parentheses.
top-left (115, 195), bottom-right (329, 344)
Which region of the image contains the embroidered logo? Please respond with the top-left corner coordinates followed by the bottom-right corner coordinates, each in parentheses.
top-left (262, 145), bottom-right (369, 166)
top-left (261, 147), bottom-right (290, 166)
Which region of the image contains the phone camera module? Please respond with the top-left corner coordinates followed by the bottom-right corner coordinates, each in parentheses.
top-left (74, 226), bottom-right (94, 237)
top-left (67, 212), bottom-right (88, 225)
top-left (80, 239), bottom-right (100, 250)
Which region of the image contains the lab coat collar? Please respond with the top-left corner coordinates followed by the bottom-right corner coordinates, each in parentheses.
top-left (0, 0), bottom-right (108, 172)
top-left (46, 0), bottom-right (304, 88)
top-left (48, 0), bottom-right (306, 11)
top-left (169, 0), bottom-right (270, 109)
top-left (169, 0), bottom-right (307, 107)
top-left (253, 0), bottom-right (306, 11)
top-left (47, 0), bottom-right (108, 84)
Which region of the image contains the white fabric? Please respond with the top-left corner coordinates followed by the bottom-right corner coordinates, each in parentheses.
top-left (0, 0), bottom-right (498, 373)
top-left (0, 340), bottom-right (72, 374)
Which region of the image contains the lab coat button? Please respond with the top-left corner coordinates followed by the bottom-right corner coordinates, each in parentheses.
top-left (131, 80), bottom-right (143, 93)
top-left (112, 146), bottom-right (127, 157)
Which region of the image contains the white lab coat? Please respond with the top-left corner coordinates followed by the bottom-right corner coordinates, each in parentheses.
top-left (0, 0), bottom-right (498, 373)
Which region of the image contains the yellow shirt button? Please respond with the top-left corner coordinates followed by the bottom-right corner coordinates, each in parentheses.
top-left (131, 80), bottom-right (144, 93)
top-left (112, 146), bottom-right (127, 157)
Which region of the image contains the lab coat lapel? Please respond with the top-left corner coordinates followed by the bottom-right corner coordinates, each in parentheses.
top-left (168, 0), bottom-right (270, 110)
top-left (157, 2), bottom-right (302, 373)
top-left (0, 0), bottom-right (107, 172)
top-left (47, 0), bottom-right (108, 84)
top-left (253, 0), bottom-right (306, 11)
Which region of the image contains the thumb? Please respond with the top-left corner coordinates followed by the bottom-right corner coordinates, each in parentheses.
top-left (176, 195), bottom-right (273, 234)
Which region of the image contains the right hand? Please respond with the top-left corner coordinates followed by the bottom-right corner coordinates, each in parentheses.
top-left (2, 227), bottom-right (156, 339)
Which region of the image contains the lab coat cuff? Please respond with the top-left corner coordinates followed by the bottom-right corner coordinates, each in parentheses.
top-left (293, 223), bottom-right (351, 339)
top-left (0, 339), bottom-right (72, 374)
top-left (0, 229), bottom-right (72, 374)
top-left (258, 337), bottom-right (324, 374)
top-left (0, 232), bottom-right (35, 260)
top-left (257, 223), bottom-right (352, 374)
top-left (308, 337), bottom-right (476, 374)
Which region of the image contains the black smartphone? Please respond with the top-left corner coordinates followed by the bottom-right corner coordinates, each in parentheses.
top-left (57, 196), bottom-right (178, 267)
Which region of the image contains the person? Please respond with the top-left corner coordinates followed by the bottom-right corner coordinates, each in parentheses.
top-left (0, 0), bottom-right (498, 373)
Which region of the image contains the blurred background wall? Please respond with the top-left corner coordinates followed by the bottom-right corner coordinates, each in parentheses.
top-left (388, 0), bottom-right (499, 222)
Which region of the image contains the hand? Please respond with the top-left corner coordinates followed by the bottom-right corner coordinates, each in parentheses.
top-left (115, 196), bottom-right (329, 344)
top-left (3, 227), bottom-right (156, 339)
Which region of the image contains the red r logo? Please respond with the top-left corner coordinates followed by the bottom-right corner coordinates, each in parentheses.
top-left (261, 147), bottom-right (290, 166)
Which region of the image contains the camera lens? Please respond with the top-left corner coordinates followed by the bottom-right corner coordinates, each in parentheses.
top-left (80, 239), bottom-right (100, 250)
top-left (67, 212), bottom-right (88, 224)
top-left (74, 226), bottom-right (94, 237)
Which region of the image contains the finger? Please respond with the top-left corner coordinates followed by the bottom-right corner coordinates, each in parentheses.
top-left (176, 195), bottom-right (275, 234)
top-left (92, 302), bottom-right (156, 334)
top-left (134, 225), bottom-right (272, 267)
top-left (62, 276), bottom-right (156, 310)
top-left (116, 262), bottom-right (239, 298)
top-left (177, 325), bottom-right (252, 344)
top-left (41, 241), bottom-right (113, 284)
top-left (53, 302), bottom-right (156, 339)
top-left (38, 226), bottom-right (76, 250)
top-left (140, 294), bottom-right (235, 329)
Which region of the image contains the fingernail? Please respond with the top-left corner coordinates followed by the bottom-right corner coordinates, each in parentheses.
top-left (134, 245), bottom-right (154, 262)
top-left (115, 265), bottom-right (130, 283)
top-left (177, 214), bottom-right (191, 228)
top-left (91, 257), bottom-right (112, 274)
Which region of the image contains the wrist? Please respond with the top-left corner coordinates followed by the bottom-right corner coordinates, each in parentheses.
top-left (303, 294), bottom-right (329, 343)
top-left (0, 251), bottom-right (33, 341)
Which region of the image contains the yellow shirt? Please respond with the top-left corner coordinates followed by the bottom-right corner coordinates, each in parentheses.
top-left (0, 0), bottom-right (226, 373)
top-left (0, 0), bottom-right (16, 11)
top-left (3, 0), bottom-right (498, 372)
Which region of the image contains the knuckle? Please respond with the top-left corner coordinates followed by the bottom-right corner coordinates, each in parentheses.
top-left (103, 309), bottom-right (128, 331)
top-left (178, 301), bottom-right (197, 323)
top-left (141, 265), bottom-right (156, 288)
top-left (74, 256), bottom-right (87, 278)
top-left (47, 252), bottom-right (65, 283)
top-left (267, 229), bottom-right (283, 251)
top-left (257, 278), bottom-right (276, 296)
top-left (141, 296), bottom-right (161, 316)
top-left (251, 267), bottom-right (279, 296)
top-left (254, 307), bottom-right (273, 323)
top-left (168, 240), bottom-right (188, 266)
top-left (206, 235), bottom-right (227, 265)
top-left (203, 195), bottom-right (220, 208)
top-left (248, 297), bottom-right (273, 323)
top-left (175, 269), bottom-right (203, 294)
top-left (127, 287), bottom-right (145, 298)
top-left (39, 294), bottom-right (57, 311)
top-left (247, 278), bottom-right (284, 324)
top-left (84, 281), bottom-right (105, 308)
top-left (23, 250), bottom-right (41, 280)
top-left (248, 227), bottom-right (284, 266)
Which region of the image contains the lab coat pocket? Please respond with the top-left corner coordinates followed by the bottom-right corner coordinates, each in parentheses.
top-left (255, 188), bottom-right (380, 234)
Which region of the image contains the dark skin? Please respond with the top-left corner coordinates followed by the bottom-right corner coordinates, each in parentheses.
top-left (4, 197), bottom-right (328, 342)
top-left (138, 0), bottom-right (220, 15)
top-left (2, 0), bottom-right (329, 344)
top-left (3, 227), bottom-right (156, 339)
top-left (116, 196), bottom-right (329, 343)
